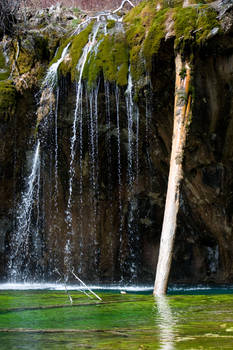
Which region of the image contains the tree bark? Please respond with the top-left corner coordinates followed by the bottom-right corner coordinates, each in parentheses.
top-left (153, 53), bottom-right (192, 296)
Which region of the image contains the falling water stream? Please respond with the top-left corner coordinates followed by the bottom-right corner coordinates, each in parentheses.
top-left (8, 141), bottom-right (41, 281)
top-left (8, 9), bottom-right (143, 284)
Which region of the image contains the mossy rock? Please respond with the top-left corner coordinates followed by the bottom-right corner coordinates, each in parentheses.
top-left (46, 0), bottom-right (221, 90)
top-left (124, 1), bottom-right (170, 81)
top-left (11, 35), bottom-right (50, 76)
top-left (83, 32), bottom-right (129, 88)
top-left (58, 23), bottom-right (94, 80)
top-left (0, 80), bottom-right (16, 119)
top-left (106, 20), bottom-right (116, 30)
top-left (124, 0), bottom-right (221, 81)
top-left (174, 5), bottom-right (220, 48)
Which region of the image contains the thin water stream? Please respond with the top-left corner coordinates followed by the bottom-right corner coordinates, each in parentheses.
top-left (8, 141), bottom-right (41, 281)
top-left (8, 7), bottom-right (151, 285)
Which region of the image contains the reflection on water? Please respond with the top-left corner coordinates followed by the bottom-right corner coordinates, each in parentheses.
top-left (155, 296), bottom-right (176, 350)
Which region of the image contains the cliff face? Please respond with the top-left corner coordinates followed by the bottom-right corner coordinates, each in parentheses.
top-left (0, 0), bottom-right (233, 284)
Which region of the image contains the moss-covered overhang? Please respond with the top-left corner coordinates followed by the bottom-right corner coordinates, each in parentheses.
top-left (47, 0), bottom-right (224, 89)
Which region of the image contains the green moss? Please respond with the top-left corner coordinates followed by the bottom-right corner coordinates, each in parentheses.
top-left (195, 7), bottom-right (220, 43)
top-left (123, 0), bottom-right (221, 82)
top-left (59, 22), bottom-right (94, 80)
top-left (44, 0), bottom-right (220, 89)
top-left (49, 36), bottom-right (72, 66)
top-left (0, 80), bottom-right (16, 118)
top-left (174, 6), bottom-right (220, 48)
top-left (83, 32), bottom-right (129, 88)
top-left (106, 20), bottom-right (116, 30)
top-left (143, 8), bottom-right (169, 71)
top-left (124, 1), bottom-right (157, 81)
top-left (16, 47), bottom-right (34, 75)
top-left (33, 35), bottom-right (50, 61)
top-left (11, 36), bottom-right (48, 75)
top-left (73, 7), bottom-right (81, 14)
top-left (70, 18), bottom-right (81, 28)
top-left (179, 67), bottom-right (187, 79)
top-left (174, 7), bottom-right (197, 47)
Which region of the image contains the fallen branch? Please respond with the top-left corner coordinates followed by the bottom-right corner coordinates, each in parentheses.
top-left (0, 298), bottom-right (146, 314)
top-left (113, 0), bottom-right (135, 13)
top-left (154, 54), bottom-right (192, 296)
top-left (0, 327), bottom-right (131, 336)
top-left (55, 268), bottom-right (73, 304)
top-left (71, 268), bottom-right (102, 301)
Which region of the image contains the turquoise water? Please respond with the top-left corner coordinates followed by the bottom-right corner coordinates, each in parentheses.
top-left (0, 285), bottom-right (233, 349)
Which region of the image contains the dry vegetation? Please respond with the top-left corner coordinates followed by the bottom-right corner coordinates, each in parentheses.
top-left (0, 0), bottom-right (141, 37)
top-left (23, 0), bottom-right (141, 10)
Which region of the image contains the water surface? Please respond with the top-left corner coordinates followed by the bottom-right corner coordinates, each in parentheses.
top-left (0, 286), bottom-right (233, 349)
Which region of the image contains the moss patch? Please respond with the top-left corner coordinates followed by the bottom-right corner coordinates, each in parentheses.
top-left (143, 8), bottom-right (169, 71)
top-left (124, 0), bottom-right (220, 80)
top-left (106, 20), bottom-right (116, 30)
top-left (0, 80), bottom-right (16, 119)
top-left (124, 1), bottom-right (157, 81)
top-left (44, 0), bottom-right (221, 89)
top-left (83, 32), bottom-right (129, 87)
top-left (174, 5), bottom-right (220, 48)
top-left (59, 22), bottom-right (94, 80)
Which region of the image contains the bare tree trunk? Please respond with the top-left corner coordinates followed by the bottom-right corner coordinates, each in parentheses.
top-left (153, 53), bottom-right (192, 296)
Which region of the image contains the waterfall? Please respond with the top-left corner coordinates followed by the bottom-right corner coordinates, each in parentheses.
top-left (54, 86), bottom-right (60, 207)
top-left (65, 22), bottom-right (101, 275)
top-left (9, 141), bottom-right (41, 281)
top-left (124, 69), bottom-right (141, 282)
top-left (66, 22), bottom-right (101, 227)
top-left (7, 10), bottom-right (146, 284)
top-left (8, 43), bottom-right (71, 281)
top-left (115, 86), bottom-right (124, 280)
top-left (41, 43), bottom-right (70, 91)
top-left (125, 71), bottom-right (134, 188)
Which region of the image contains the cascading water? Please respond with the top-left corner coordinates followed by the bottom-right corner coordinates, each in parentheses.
top-left (8, 43), bottom-right (71, 281)
top-left (65, 22), bottom-right (101, 277)
top-left (8, 4), bottom-right (145, 284)
top-left (125, 71), bottom-right (134, 189)
top-left (124, 69), bottom-right (141, 282)
top-left (8, 141), bottom-right (41, 281)
top-left (115, 86), bottom-right (124, 281)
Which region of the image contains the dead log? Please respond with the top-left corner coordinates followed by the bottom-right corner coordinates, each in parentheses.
top-left (154, 53), bottom-right (192, 296)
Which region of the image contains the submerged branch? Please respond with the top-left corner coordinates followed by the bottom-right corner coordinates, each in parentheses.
top-left (0, 328), bottom-right (130, 336)
top-left (71, 268), bottom-right (102, 301)
top-left (0, 298), bottom-right (146, 314)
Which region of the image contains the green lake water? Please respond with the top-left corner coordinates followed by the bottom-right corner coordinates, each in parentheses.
top-left (0, 287), bottom-right (233, 349)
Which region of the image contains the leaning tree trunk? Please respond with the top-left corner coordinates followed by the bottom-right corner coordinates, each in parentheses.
top-left (153, 53), bottom-right (192, 296)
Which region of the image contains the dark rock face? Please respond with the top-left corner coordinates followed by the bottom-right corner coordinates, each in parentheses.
top-left (174, 39), bottom-right (233, 283)
top-left (0, 3), bottom-right (233, 285)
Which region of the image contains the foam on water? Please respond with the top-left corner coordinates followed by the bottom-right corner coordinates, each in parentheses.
top-left (1, 283), bottom-right (233, 294)
top-left (0, 283), bottom-right (153, 291)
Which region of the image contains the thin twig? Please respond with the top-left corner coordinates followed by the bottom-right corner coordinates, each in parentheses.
top-left (71, 268), bottom-right (102, 301)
